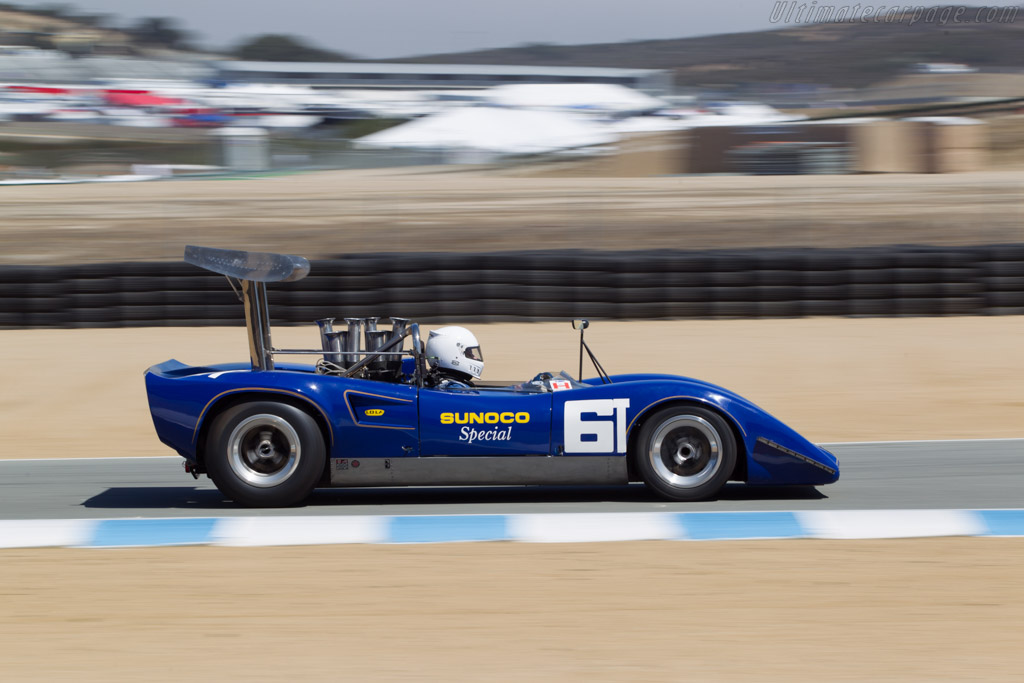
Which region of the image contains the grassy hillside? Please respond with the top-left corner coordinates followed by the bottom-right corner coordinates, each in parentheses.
top-left (396, 13), bottom-right (1024, 89)
top-left (0, 4), bottom-right (202, 56)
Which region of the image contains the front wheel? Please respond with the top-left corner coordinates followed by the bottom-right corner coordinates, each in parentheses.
top-left (206, 401), bottom-right (325, 507)
top-left (634, 405), bottom-right (737, 502)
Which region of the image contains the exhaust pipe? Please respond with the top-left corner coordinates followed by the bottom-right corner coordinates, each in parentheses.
top-left (316, 318), bottom-right (344, 366)
top-left (389, 317), bottom-right (409, 340)
top-left (386, 317), bottom-right (409, 374)
top-left (362, 317), bottom-right (387, 371)
top-left (343, 318), bottom-right (364, 367)
top-left (320, 316), bottom-right (411, 376)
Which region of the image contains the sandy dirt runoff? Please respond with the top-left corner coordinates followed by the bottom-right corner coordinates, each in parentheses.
top-left (0, 539), bottom-right (1022, 681)
top-left (1, 315), bottom-right (1022, 461)
top-left (4, 166), bottom-right (1023, 681)
top-left (1, 168), bottom-right (1023, 265)
top-left (3, 317), bottom-right (1023, 682)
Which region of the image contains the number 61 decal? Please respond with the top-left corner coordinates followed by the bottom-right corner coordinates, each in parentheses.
top-left (564, 399), bottom-right (630, 454)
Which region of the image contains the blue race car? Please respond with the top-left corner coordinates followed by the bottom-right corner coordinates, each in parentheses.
top-left (144, 246), bottom-right (839, 507)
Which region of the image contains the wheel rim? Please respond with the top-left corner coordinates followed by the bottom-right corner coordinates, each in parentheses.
top-left (648, 415), bottom-right (722, 489)
top-left (227, 414), bottom-right (301, 488)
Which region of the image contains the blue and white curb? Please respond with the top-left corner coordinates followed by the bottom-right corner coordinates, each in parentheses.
top-left (2, 510), bottom-right (1023, 549)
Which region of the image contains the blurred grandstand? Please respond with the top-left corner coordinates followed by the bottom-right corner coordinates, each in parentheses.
top-left (1, 3), bottom-right (1022, 180)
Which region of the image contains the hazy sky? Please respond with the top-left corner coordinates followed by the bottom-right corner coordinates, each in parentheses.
top-left (11, 0), bottom-right (1006, 58)
top-left (9, 0), bottom-right (813, 58)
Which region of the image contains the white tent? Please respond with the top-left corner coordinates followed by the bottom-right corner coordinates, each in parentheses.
top-left (609, 102), bottom-right (805, 134)
top-left (483, 83), bottom-right (666, 114)
top-left (356, 106), bottom-right (618, 156)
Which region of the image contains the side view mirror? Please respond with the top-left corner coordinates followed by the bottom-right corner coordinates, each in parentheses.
top-left (570, 318), bottom-right (609, 384)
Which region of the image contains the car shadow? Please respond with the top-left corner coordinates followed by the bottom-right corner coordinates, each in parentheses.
top-left (82, 486), bottom-right (235, 510)
top-left (81, 482), bottom-right (825, 510)
top-left (718, 483), bottom-right (827, 501)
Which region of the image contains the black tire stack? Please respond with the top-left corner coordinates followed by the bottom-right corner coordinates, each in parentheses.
top-left (2, 245), bottom-right (1022, 328)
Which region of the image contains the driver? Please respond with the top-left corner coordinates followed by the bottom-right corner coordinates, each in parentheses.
top-left (424, 326), bottom-right (484, 389)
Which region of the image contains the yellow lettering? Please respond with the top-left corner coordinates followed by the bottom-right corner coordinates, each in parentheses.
top-left (445, 411), bottom-right (529, 425)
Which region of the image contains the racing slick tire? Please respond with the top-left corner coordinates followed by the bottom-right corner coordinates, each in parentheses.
top-left (206, 401), bottom-right (325, 507)
top-left (635, 405), bottom-right (736, 502)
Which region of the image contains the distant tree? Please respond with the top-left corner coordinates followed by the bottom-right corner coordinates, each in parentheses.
top-left (73, 13), bottom-right (115, 29)
top-left (33, 3), bottom-right (73, 18)
top-left (128, 16), bottom-right (193, 50)
top-left (232, 34), bottom-right (352, 62)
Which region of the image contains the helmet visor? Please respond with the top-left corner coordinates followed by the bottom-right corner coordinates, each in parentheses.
top-left (465, 346), bottom-right (483, 362)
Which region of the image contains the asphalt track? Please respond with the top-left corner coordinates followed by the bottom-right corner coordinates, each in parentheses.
top-left (0, 439), bottom-right (1020, 520)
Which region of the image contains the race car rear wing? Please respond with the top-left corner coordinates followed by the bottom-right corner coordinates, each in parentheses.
top-left (183, 245), bottom-right (423, 378)
top-left (184, 244), bottom-right (310, 284)
top-left (184, 245), bottom-right (309, 371)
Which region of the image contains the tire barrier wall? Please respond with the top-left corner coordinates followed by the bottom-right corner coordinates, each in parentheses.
top-left (2, 245), bottom-right (1023, 329)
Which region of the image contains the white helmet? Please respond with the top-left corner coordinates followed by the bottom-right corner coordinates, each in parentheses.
top-left (426, 326), bottom-right (484, 380)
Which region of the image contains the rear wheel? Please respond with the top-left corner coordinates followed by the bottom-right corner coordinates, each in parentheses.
top-left (635, 405), bottom-right (736, 502)
top-left (206, 401), bottom-right (325, 507)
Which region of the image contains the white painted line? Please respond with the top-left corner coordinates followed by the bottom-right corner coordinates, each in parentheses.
top-left (508, 512), bottom-right (680, 543)
top-left (0, 519), bottom-right (97, 548)
top-left (796, 509), bottom-right (987, 540)
top-left (212, 515), bottom-right (389, 547)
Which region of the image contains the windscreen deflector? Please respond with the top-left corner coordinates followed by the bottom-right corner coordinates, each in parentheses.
top-left (184, 245), bottom-right (309, 283)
